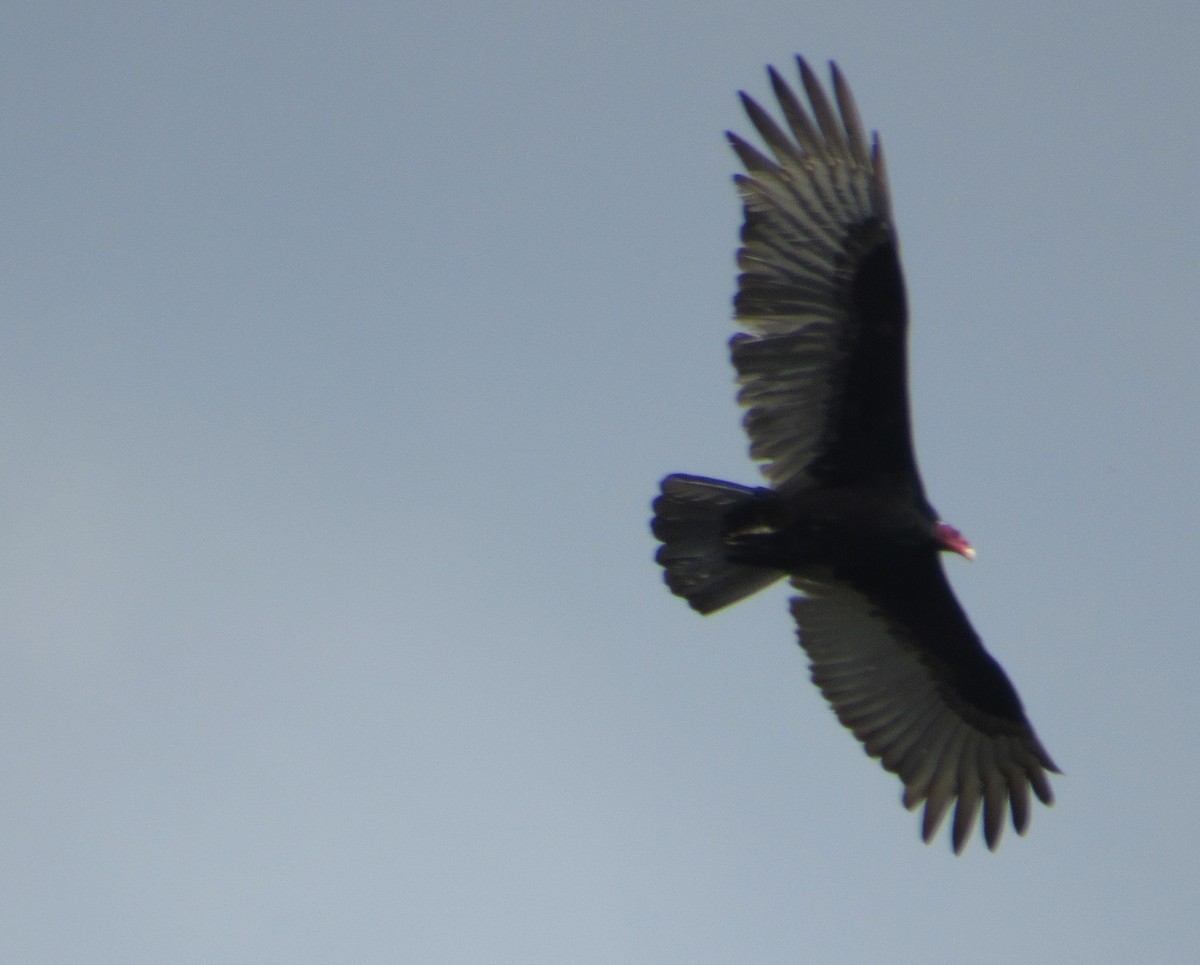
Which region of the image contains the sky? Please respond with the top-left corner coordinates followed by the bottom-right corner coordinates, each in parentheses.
top-left (3, 2), bottom-right (1199, 962)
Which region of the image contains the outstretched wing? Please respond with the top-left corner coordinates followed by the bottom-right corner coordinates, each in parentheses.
top-left (791, 556), bottom-right (1058, 853)
top-left (729, 59), bottom-right (920, 497)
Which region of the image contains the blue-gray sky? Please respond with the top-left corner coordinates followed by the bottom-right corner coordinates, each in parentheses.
top-left (4, 2), bottom-right (1198, 962)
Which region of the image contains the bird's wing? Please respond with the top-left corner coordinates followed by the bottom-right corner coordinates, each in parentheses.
top-left (729, 59), bottom-right (920, 496)
top-left (790, 557), bottom-right (1058, 853)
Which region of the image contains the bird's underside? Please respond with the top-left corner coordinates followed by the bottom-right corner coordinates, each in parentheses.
top-left (650, 58), bottom-right (1057, 854)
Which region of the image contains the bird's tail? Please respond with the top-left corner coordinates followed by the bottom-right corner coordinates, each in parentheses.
top-left (651, 474), bottom-right (784, 614)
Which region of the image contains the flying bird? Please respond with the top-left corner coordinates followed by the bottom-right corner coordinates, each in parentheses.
top-left (651, 58), bottom-right (1058, 853)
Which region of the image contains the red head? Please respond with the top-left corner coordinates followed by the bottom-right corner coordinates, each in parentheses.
top-left (934, 521), bottom-right (975, 561)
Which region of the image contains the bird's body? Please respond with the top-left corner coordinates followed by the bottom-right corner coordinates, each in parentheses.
top-left (651, 58), bottom-right (1057, 853)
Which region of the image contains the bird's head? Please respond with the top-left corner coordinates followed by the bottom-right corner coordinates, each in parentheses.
top-left (934, 521), bottom-right (975, 561)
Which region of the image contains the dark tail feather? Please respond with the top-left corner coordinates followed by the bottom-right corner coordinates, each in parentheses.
top-left (651, 474), bottom-right (783, 614)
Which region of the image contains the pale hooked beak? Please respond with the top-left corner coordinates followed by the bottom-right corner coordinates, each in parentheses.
top-left (934, 521), bottom-right (975, 561)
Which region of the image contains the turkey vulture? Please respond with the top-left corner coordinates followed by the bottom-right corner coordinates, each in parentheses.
top-left (651, 58), bottom-right (1058, 853)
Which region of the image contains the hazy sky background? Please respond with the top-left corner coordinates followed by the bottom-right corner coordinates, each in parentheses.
top-left (3, 2), bottom-right (1198, 962)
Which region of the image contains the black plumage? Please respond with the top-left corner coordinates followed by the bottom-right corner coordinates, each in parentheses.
top-left (651, 58), bottom-right (1057, 853)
